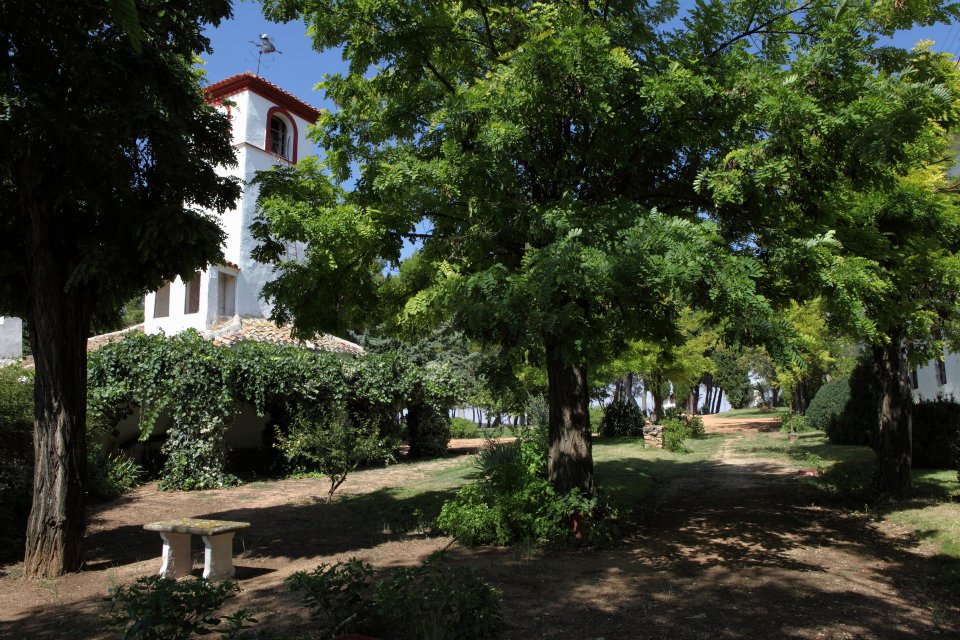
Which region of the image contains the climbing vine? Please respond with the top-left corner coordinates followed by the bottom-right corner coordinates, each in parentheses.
top-left (88, 331), bottom-right (463, 490)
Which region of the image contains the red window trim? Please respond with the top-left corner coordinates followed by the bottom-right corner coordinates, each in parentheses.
top-left (265, 106), bottom-right (298, 163)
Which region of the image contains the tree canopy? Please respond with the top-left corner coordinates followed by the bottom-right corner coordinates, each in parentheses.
top-left (0, 0), bottom-right (239, 576)
top-left (256, 0), bottom-right (960, 494)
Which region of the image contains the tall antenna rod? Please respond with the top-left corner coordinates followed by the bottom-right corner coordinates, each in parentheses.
top-left (250, 34), bottom-right (281, 76)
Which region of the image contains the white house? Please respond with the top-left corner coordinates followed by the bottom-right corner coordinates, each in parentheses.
top-left (0, 316), bottom-right (23, 361)
top-left (911, 350), bottom-right (960, 401)
top-left (143, 72), bottom-right (335, 349)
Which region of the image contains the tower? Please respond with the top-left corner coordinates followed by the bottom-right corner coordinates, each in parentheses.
top-left (143, 73), bottom-right (319, 336)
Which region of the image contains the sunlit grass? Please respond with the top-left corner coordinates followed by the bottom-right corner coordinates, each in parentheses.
top-left (715, 406), bottom-right (789, 419)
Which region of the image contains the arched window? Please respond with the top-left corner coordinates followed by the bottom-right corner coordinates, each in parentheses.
top-left (269, 114), bottom-right (291, 160)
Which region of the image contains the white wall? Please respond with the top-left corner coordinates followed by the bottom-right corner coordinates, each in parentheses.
top-left (913, 351), bottom-right (960, 401)
top-left (143, 82), bottom-right (315, 336)
top-left (0, 316), bottom-right (23, 359)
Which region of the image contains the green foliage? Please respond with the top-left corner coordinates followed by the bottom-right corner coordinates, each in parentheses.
top-left (289, 556), bottom-right (502, 640)
top-left (806, 379), bottom-right (851, 432)
top-left (88, 450), bottom-right (143, 500)
top-left (287, 559), bottom-right (373, 638)
top-left (372, 558), bottom-right (503, 640)
top-left (712, 348), bottom-right (754, 410)
top-left (687, 415), bottom-right (706, 439)
top-left (598, 401), bottom-right (646, 438)
top-left (829, 355), bottom-right (879, 447)
top-left (89, 332), bottom-right (465, 489)
top-left (781, 414), bottom-right (815, 433)
top-left (662, 417), bottom-right (692, 453)
top-left (450, 417), bottom-right (480, 439)
top-left (912, 396), bottom-right (960, 469)
top-left (276, 409), bottom-right (392, 501)
top-left (436, 439), bottom-right (600, 545)
top-left (0, 364), bottom-right (34, 560)
top-left (106, 576), bottom-right (258, 640)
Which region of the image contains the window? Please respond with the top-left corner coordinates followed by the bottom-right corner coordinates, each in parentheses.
top-left (269, 115), bottom-right (290, 160)
top-left (154, 283), bottom-right (171, 318)
top-left (217, 272), bottom-right (236, 317)
top-left (936, 358), bottom-right (948, 386)
top-left (184, 272), bottom-right (201, 314)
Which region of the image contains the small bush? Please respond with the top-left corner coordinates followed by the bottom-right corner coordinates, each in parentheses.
top-left (437, 439), bottom-right (602, 545)
top-left (598, 401), bottom-right (645, 437)
top-left (780, 414), bottom-right (815, 434)
top-left (662, 417), bottom-right (691, 453)
top-left (913, 396), bottom-right (960, 469)
top-left (106, 575), bottom-right (258, 640)
top-left (450, 417), bottom-right (480, 438)
top-left (276, 408), bottom-right (392, 501)
top-left (687, 415), bottom-right (705, 438)
top-left (806, 378), bottom-right (850, 432)
top-left (407, 404), bottom-right (452, 458)
top-left (830, 354), bottom-right (879, 446)
top-left (0, 364), bottom-right (34, 561)
top-left (287, 559), bottom-right (373, 638)
top-left (88, 449), bottom-right (143, 500)
top-left (289, 556), bottom-right (502, 640)
top-left (373, 558), bottom-right (503, 640)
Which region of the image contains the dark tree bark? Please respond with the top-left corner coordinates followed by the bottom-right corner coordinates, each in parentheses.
top-left (625, 372), bottom-right (638, 407)
top-left (714, 388), bottom-right (724, 414)
top-left (545, 337), bottom-right (594, 495)
top-left (702, 373), bottom-right (713, 414)
top-left (23, 223), bottom-right (91, 578)
top-left (872, 338), bottom-right (913, 493)
top-left (650, 372), bottom-right (665, 422)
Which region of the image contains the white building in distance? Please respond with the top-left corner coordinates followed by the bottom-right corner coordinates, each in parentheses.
top-left (0, 316), bottom-right (23, 361)
top-left (142, 73), bottom-right (361, 354)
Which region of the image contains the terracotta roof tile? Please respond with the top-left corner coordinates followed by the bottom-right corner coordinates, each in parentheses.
top-left (211, 317), bottom-right (364, 355)
top-left (205, 73), bottom-right (321, 123)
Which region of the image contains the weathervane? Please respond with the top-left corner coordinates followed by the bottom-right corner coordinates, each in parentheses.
top-left (250, 34), bottom-right (281, 76)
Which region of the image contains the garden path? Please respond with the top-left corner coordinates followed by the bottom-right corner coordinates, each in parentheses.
top-left (1, 416), bottom-right (956, 639)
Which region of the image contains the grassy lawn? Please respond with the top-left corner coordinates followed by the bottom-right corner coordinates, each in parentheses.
top-left (593, 433), bottom-right (727, 509)
top-left (715, 406), bottom-right (789, 419)
top-left (732, 429), bottom-right (960, 576)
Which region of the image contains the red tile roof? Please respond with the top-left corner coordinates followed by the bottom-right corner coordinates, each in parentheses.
top-left (210, 317), bottom-right (364, 355)
top-left (205, 73), bottom-right (321, 124)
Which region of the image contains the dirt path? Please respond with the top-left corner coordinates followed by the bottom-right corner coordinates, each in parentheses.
top-left (1, 418), bottom-right (957, 639)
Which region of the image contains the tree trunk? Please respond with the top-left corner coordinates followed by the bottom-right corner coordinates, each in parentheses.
top-left (872, 339), bottom-right (912, 493)
top-left (714, 388), bottom-right (724, 414)
top-left (651, 373), bottom-right (664, 423)
top-left (640, 378), bottom-right (648, 416)
top-left (545, 337), bottom-right (594, 495)
top-left (702, 374), bottom-right (713, 414)
top-left (626, 372), bottom-right (638, 407)
top-left (23, 241), bottom-right (90, 578)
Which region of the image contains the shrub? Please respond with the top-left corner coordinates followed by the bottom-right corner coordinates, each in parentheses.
top-left (88, 449), bottom-right (143, 500)
top-left (437, 439), bottom-right (601, 545)
top-left (806, 378), bottom-right (850, 432)
top-left (830, 354), bottom-right (878, 446)
top-left (0, 364), bottom-right (33, 561)
top-left (780, 414), bottom-right (815, 434)
top-left (106, 575), bottom-right (258, 640)
top-left (287, 559), bottom-right (373, 638)
top-left (450, 417), bottom-right (480, 438)
top-left (912, 396), bottom-right (960, 469)
top-left (598, 401), bottom-right (645, 437)
top-left (687, 415), bottom-right (705, 438)
top-left (407, 404), bottom-right (452, 458)
top-left (289, 557), bottom-right (503, 640)
top-left (276, 408), bottom-right (392, 501)
top-left (372, 558), bottom-right (503, 640)
top-left (662, 417), bottom-right (691, 453)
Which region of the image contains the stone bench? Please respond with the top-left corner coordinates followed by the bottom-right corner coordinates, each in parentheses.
top-left (144, 518), bottom-right (250, 581)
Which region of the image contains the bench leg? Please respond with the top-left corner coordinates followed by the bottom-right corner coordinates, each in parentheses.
top-left (158, 532), bottom-right (192, 579)
top-left (201, 532), bottom-right (236, 580)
